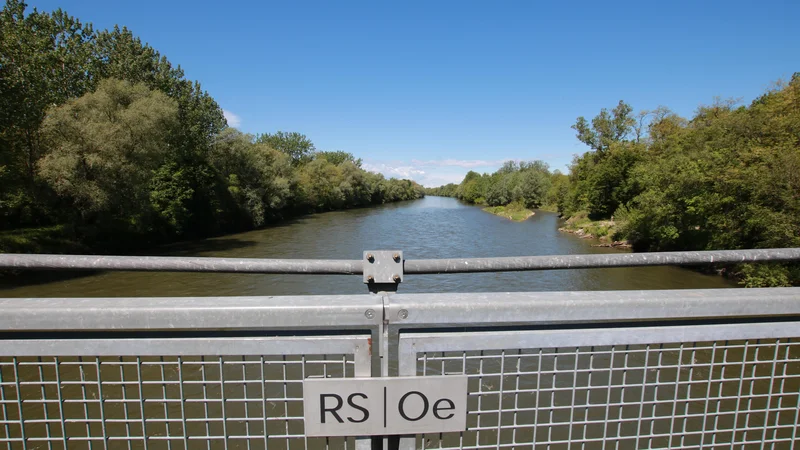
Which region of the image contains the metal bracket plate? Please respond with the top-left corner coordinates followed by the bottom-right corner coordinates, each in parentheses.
top-left (363, 250), bottom-right (403, 284)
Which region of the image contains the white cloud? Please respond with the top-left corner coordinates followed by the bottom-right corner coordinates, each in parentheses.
top-left (223, 109), bottom-right (242, 128)
top-left (362, 163), bottom-right (426, 179)
top-left (361, 156), bottom-right (571, 188)
top-left (362, 159), bottom-right (508, 188)
top-left (410, 159), bottom-right (506, 169)
top-left (418, 172), bottom-right (469, 187)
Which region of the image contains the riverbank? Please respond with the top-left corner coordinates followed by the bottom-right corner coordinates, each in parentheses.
top-left (0, 226), bottom-right (88, 254)
top-left (1, 196), bottom-right (738, 297)
top-left (0, 197), bottom-right (425, 258)
top-left (557, 211), bottom-right (631, 248)
top-left (556, 211), bottom-right (799, 287)
top-left (482, 202), bottom-right (535, 221)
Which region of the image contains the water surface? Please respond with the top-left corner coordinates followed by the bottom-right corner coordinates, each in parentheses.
top-left (1, 196), bottom-right (735, 297)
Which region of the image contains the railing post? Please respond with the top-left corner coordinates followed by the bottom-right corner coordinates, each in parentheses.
top-left (362, 250), bottom-right (407, 450)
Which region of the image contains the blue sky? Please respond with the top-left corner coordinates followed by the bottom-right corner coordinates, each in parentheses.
top-left (28, 0), bottom-right (800, 186)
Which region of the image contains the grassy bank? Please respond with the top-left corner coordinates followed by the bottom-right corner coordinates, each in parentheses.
top-left (558, 212), bottom-right (799, 286)
top-left (482, 202), bottom-right (535, 222)
top-left (0, 225), bottom-right (88, 254)
top-left (558, 211), bottom-right (631, 247)
top-left (537, 203), bottom-right (559, 213)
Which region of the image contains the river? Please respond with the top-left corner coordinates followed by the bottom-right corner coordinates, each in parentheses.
top-left (4, 197), bottom-right (788, 450)
top-left (1, 195), bottom-right (736, 297)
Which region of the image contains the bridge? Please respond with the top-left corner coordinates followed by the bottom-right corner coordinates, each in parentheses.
top-left (1, 249), bottom-right (799, 449)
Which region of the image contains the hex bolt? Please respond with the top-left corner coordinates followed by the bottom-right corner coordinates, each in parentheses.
top-left (366, 253), bottom-right (375, 263)
top-left (367, 275), bottom-right (374, 283)
top-left (398, 309), bottom-right (408, 319)
top-left (392, 274), bottom-right (401, 283)
top-left (365, 309), bottom-right (375, 319)
top-left (393, 253), bottom-right (401, 262)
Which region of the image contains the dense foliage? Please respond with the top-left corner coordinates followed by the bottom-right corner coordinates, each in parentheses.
top-left (567, 82), bottom-right (800, 285)
top-left (0, 1), bottom-right (422, 253)
top-left (428, 77), bottom-right (800, 286)
top-left (564, 79), bottom-right (800, 281)
top-left (425, 160), bottom-right (564, 210)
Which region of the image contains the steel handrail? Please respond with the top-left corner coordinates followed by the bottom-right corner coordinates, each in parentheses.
top-left (1, 248), bottom-right (799, 274)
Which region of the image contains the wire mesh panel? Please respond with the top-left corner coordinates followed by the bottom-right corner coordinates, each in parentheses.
top-left (398, 323), bottom-right (800, 450)
top-left (0, 336), bottom-right (370, 450)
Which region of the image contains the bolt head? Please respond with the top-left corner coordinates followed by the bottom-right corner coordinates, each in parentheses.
top-left (367, 275), bottom-right (374, 283)
top-left (392, 274), bottom-right (401, 283)
top-left (393, 253), bottom-right (401, 262)
top-left (366, 253), bottom-right (374, 263)
top-left (365, 309), bottom-right (375, 319)
top-left (398, 309), bottom-right (408, 319)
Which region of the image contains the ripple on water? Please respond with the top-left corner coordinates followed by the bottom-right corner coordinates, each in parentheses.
top-left (1, 196), bottom-right (738, 297)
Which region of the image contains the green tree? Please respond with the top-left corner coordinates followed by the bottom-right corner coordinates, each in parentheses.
top-left (568, 101), bottom-right (642, 218)
top-left (296, 158), bottom-right (344, 210)
top-left (208, 128), bottom-right (293, 227)
top-left (315, 150), bottom-right (362, 167)
top-left (256, 131), bottom-right (316, 165)
top-left (0, 0), bottom-right (96, 227)
top-left (612, 75), bottom-right (800, 285)
top-left (38, 78), bottom-right (178, 230)
top-left (91, 25), bottom-right (227, 236)
top-left (516, 166), bottom-right (551, 208)
top-left (546, 171), bottom-right (571, 214)
top-left (457, 171), bottom-right (487, 203)
top-left (0, 0), bottom-right (424, 255)
top-left (485, 173), bottom-right (512, 206)
top-left (571, 100), bottom-right (635, 153)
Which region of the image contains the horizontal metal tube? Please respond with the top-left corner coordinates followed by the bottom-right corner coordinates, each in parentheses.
top-left (0, 294), bottom-right (382, 331)
top-left (0, 254), bottom-right (363, 274)
top-left (386, 287), bottom-right (800, 328)
top-left (403, 248), bottom-right (800, 274)
top-left (1, 248), bottom-right (799, 275)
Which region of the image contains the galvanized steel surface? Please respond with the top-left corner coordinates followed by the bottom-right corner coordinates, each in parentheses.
top-left (0, 295), bottom-right (383, 331)
top-left (387, 289), bottom-right (800, 449)
top-left (362, 250), bottom-right (403, 284)
top-left (0, 253), bottom-right (363, 274)
top-left (2, 247), bottom-right (800, 276)
top-left (403, 247), bottom-right (800, 274)
top-left (2, 247), bottom-right (800, 449)
top-left (0, 336), bottom-right (371, 450)
top-left (385, 287), bottom-right (800, 328)
top-left (398, 332), bottom-right (800, 449)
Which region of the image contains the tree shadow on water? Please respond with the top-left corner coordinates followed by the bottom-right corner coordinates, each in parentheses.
top-left (152, 237), bottom-right (261, 257)
top-left (0, 213), bottom-right (342, 292)
top-left (0, 269), bottom-right (103, 291)
top-left (1, 238), bottom-right (262, 291)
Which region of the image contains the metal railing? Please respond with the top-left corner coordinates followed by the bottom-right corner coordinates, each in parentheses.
top-left (388, 289), bottom-right (800, 450)
top-left (3, 248), bottom-right (800, 275)
top-left (0, 294), bottom-right (381, 450)
top-left (1, 248), bottom-right (799, 449)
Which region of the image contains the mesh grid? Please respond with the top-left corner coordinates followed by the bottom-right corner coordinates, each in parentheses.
top-left (415, 338), bottom-right (799, 449)
top-left (0, 354), bottom-right (356, 450)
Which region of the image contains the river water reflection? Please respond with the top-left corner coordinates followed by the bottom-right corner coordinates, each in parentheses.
top-left (1, 196), bottom-right (736, 297)
top-left (5, 198), bottom-right (795, 450)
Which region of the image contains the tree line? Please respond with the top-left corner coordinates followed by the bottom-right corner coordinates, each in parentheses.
top-left (0, 1), bottom-right (423, 253)
top-left (424, 160), bottom-right (567, 211)
top-left (428, 76), bottom-right (800, 286)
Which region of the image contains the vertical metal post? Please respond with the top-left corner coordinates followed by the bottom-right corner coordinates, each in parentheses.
top-left (362, 250), bottom-right (406, 450)
top-left (354, 340), bottom-right (373, 450)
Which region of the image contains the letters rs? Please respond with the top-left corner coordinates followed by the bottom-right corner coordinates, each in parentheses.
top-left (320, 393), bottom-right (370, 423)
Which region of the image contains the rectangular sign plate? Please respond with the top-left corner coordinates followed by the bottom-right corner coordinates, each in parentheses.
top-left (303, 376), bottom-right (468, 436)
